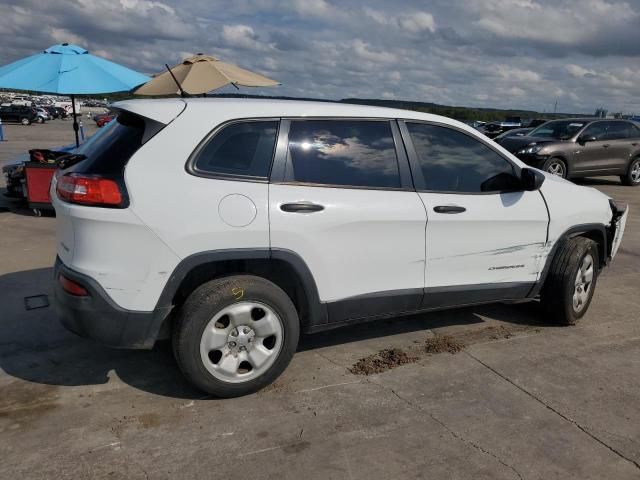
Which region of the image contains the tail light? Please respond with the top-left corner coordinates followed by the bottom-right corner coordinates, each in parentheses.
top-left (56, 173), bottom-right (124, 207)
top-left (59, 274), bottom-right (89, 297)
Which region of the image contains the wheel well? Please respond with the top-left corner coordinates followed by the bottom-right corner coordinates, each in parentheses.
top-left (570, 229), bottom-right (607, 269)
top-left (168, 258), bottom-right (311, 328)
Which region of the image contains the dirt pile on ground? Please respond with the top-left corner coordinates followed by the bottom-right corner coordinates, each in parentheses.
top-left (424, 335), bottom-right (466, 354)
top-left (349, 348), bottom-right (418, 375)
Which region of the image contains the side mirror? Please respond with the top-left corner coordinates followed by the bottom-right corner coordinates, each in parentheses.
top-left (521, 167), bottom-right (545, 191)
top-left (578, 135), bottom-right (597, 144)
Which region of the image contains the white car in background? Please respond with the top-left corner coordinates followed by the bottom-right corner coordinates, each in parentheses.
top-left (51, 99), bottom-right (628, 397)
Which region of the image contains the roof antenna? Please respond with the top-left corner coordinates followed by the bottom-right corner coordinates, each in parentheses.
top-left (165, 63), bottom-right (187, 98)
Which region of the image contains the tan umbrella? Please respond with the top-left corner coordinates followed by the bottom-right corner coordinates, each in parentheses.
top-left (134, 54), bottom-right (279, 96)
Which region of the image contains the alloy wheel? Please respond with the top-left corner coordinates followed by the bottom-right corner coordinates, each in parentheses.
top-left (199, 301), bottom-right (284, 383)
top-left (631, 161), bottom-right (640, 183)
top-left (547, 161), bottom-right (565, 177)
top-left (573, 254), bottom-right (594, 313)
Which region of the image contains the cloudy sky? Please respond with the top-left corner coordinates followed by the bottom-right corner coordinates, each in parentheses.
top-left (1, 0), bottom-right (639, 113)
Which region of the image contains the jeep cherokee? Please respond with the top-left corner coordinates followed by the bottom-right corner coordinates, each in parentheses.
top-left (51, 99), bottom-right (628, 398)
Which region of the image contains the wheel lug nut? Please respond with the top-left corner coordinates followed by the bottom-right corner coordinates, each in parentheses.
top-left (229, 341), bottom-right (236, 348)
top-left (243, 327), bottom-right (250, 334)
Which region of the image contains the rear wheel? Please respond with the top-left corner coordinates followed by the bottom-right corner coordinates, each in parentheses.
top-left (20, 117), bottom-right (31, 125)
top-left (620, 157), bottom-right (640, 186)
top-left (540, 237), bottom-right (599, 325)
top-left (173, 275), bottom-right (299, 398)
top-left (542, 157), bottom-right (567, 178)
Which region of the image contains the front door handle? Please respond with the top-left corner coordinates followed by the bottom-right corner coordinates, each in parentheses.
top-left (433, 205), bottom-right (466, 214)
top-left (602, 144), bottom-right (610, 148)
top-left (280, 202), bottom-right (324, 213)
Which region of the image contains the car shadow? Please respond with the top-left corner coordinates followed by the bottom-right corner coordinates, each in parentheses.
top-left (0, 267), bottom-right (547, 400)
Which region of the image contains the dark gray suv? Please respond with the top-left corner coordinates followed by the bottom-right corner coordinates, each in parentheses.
top-left (496, 119), bottom-right (640, 186)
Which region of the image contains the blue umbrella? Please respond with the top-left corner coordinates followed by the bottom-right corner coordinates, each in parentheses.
top-left (0, 43), bottom-right (150, 146)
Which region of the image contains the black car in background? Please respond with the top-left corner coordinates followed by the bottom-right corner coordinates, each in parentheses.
top-left (0, 105), bottom-right (38, 125)
top-left (497, 118), bottom-right (640, 185)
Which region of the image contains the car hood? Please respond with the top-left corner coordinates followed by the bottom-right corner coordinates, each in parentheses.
top-left (497, 135), bottom-right (561, 153)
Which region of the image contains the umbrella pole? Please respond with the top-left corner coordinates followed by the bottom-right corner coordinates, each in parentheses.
top-left (71, 94), bottom-right (79, 148)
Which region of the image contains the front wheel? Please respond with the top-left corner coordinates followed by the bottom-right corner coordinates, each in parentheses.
top-left (173, 275), bottom-right (299, 398)
top-left (621, 157), bottom-right (640, 186)
top-left (542, 158), bottom-right (567, 178)
top-left (540, 237), bottom-right (599, 325)
top-left (20, 117), bottom-right (31, 125)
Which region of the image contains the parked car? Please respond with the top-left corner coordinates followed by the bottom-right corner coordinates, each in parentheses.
top-left (54, 107), bottom-right (68, 119)
top-left (43, 106), bottom-right (60, 119)
top-left (0, 105), bottom-right (37, 125)
top-left (493, 127), bottom-right (533, 141)
top-left (51, 99), bottom-right (628, 397)
top-left (35, 108), bottom-right (50, 123)
top-left (96, 114), bottom-right (115, 127)
top-left (497, 118), bottom-right (640, 184)
top-left (481, 118), bottom-right (522, 138)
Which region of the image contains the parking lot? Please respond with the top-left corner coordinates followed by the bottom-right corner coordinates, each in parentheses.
top-left (1, 121), bottom-right (639, 479)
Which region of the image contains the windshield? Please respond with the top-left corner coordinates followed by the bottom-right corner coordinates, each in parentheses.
top-left (529, 120), bottom-right (586, 140)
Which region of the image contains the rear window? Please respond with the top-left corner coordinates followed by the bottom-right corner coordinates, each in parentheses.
top-left (70, 112), bottom-right (156, 175)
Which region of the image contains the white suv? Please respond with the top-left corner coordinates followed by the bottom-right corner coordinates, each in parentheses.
top-left (51, 99), bottom-right (628, 397)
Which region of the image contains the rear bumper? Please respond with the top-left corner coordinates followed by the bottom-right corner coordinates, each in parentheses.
top-left (53, 257), bottom-right (170, 349)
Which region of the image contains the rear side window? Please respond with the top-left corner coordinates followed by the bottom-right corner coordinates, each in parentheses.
top-left (602, 121), bottom-right (639, 140)
top-left (286, 120), bottom-right (401, 189)
top-left (71, 112), bottom-right (149, 175)
top-left (192, 121), bottom-right (279, 178)
top-left (407, 123), bottom-right (516, 193)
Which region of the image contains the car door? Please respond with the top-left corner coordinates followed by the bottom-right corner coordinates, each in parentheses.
top-left (574, 121), bottom-right (620, 173)
top-left (399, 121), bottom-right (548, 308)
top-left (605, 122), bottom-right (639, 173)
top-left (269, 118), bottom-right (427, 323)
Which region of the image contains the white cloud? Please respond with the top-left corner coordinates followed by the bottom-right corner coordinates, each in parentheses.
top-left (221, 24), bottom-right (272, 52)
top-left (364, 9), bottom-right (436, 34)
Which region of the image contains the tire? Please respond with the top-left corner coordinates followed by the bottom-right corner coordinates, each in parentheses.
top-left (20, 117), bottom-right (30, 126)
top-left (620, 157), bottom-right (640, 186)
top-left (540, 237), bottom-right (599, 325)
top-left (173, 275), bottom-right (300, 398)
top-left (542, 157), bottom-right (567, 178)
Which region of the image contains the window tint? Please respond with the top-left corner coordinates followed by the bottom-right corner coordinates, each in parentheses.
top-left (580, 122), bottom-right (608, 140)
top-left (407, 123), bottom-right (517, 193)
top-left (601, 122), bottom-right (631, 140)
top-left (193, 121), bottom-right (278, 178)
top-left (286, 120), bottom-right (400, 188)
top-left (630, 123), bottom-right (640, 139)
top-left (71, 112), bottom-right (146, 175)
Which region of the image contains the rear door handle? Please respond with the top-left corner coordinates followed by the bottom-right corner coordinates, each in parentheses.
top-left (280, 202), bottom-right (324, 213)
top-left (433, 205), bottom-right (466, 214)
top-left (603, 144), bottom-right (610, 148)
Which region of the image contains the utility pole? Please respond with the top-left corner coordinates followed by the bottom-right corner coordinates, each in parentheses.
top-left (553, 99), bottom-right (557, 116)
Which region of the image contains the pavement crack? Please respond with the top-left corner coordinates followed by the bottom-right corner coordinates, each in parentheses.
top-left (465, 350), bottom-right (640, 472)
top-left (367, 379), bottom-right (524, 480)
top-left (314, 351), bottom-right (347, 370)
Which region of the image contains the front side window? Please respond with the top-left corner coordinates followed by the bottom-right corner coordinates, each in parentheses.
top-left (407, 123), bottom-right (517, 193)
top-left (193, 121), bottom-right (279, 178)
top-left (286, 120), bottom-right (401, 189)
top-left (580, 122), bottom-right (608, 141)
